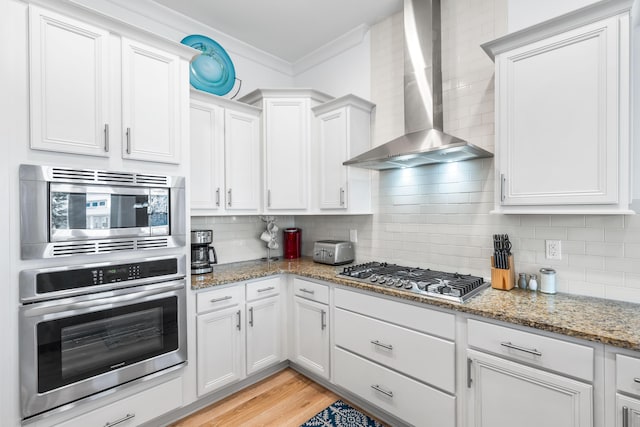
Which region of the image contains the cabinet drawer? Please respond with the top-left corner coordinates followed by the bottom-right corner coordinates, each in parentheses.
top-left (617, 354), bottom-right (640, 397)
top-left (468, 319), bottom-right (594, 381)
top-left (334, 308), bottom-right (455, 393)
top-left (293, 278), bottom-right (329, 304)
top-left (56, 376), bottom-right (182, 427)
top-left (334, 347), bottom-right (455, 427)
top-left (196, 285), bottom-right (243, 314)
top-left (246, 276), bottom-right (281, 301)
top-left (334, 288), bottom-right (455, 340)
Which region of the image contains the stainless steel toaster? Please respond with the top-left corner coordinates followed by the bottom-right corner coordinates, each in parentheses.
top-left (313, 240), bottom-right (354, 265)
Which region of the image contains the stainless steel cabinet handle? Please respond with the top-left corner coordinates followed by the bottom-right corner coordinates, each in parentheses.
top-left (249, 306), bottom-right (254, 327)
top-left (500, 173), bottom-right (506, 202)
top-left (500, 341), bottom-right (542, 357)
top-left (125, 127), bottom-right (131, 154)
top-left (236, 310), bottom-right (241, 330)
top-left (105, 413), bottom-right (135, 427)
top-left (300, 288), bottom-right (315, 295)
top-left (257, 286), bottom-right (275, 293)
top-left (321, 309), bottom-right (327, 330)
top-left (370, 340), bottom-right (393, 350)
top-left (215, 188), bottom-right (220, 207)
top-left (228, 189), bottom-right (232, 207)
top-left (467, 358), bottom-right (473, 388)
top-left (634, 378), bottom-right (640, 384)
top-left (340, 187), bottom-right (345, 206)
top-left (267, 190), bottom-right (271, 207)
top-left (623, 406), bottom-right (629, 427)
top-left (104, 123), bottom-right (110, 152)
top-left (210, 295), bottom-right (232, 303)
top-left (371, 384), bottom-right (393, 398)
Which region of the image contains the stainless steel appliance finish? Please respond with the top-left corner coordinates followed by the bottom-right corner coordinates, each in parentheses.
top-left (339, 262), bottom-right (489, 303)
top-left (19, 256), bottom-right (187, 419)
top-left (313, 240), bottom-right (355, 265)
top-left (191, 229), bottom-right (217, 274)
top-left (343, 0), bottom-right (493, 170)
top-left (19, 164), bottom-right (186, 259)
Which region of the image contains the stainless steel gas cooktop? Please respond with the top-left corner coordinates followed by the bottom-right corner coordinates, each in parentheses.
top-left (338, 262), bottom-right (489, 303)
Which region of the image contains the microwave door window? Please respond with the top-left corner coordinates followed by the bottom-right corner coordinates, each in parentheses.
top-left (51, 192), bottom-right (87, 231)
top-left (149, 191), bottom-right (169, 228)
top-left (110, 195), bottom-right (149, 228)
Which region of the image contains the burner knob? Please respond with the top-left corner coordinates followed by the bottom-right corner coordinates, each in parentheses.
top-left (370, 275), bottom-right (378, 283)
top-left (394, 280), bottom-right (403, 288)
top-left (403, 280), bottom-right (413, 290)
top-left (379, 278), bottom-right (387, 284)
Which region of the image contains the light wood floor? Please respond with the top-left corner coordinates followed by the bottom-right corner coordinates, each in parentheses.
top-left (171, 368), bottom-right (369, 427)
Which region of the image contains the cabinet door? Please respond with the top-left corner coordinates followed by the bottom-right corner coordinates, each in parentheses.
top-left (264, 98), bottom-right (309, 210)
top-left (121, 38), bottom-right (181, 164)
top-left (497, 16), bottom-right (621, 206)
top-left (291, 296), bottom-right (329, 379)
top-left (196, 306), bottom-right (245, 396)
top-left (224, 109), bottom-right (260, 211)
top-left (29, 6), bottom-right (110, 157)
top-left (246, 296), bottom-right (281, 375)
top-left (617, 394), bottom-right (640, 427)
top-left (317, 108), bottom-right (348, 209)
top-left (190, 101), bottom-right (225, 212)
top-left (467, 350), bottom-right (592, 427)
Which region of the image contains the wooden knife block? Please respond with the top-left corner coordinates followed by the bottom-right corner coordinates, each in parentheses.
top-left (491, 255), bottom-right (515, 290)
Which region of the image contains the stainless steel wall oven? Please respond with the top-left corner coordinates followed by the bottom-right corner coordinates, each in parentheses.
top-left (19, 256), bottom-right (187, 420)
top-left (19, 164), bottom-right (186, 259)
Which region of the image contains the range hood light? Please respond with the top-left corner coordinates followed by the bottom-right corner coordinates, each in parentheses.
top-left (343, 0), bottom-right (493, 170)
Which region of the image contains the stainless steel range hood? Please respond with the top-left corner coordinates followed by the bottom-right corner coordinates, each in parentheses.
top-left (344, 0), bottom-right (493, 170)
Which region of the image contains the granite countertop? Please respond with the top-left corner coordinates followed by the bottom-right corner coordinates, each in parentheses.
top-left (192, 257), bottom-right (640, 351)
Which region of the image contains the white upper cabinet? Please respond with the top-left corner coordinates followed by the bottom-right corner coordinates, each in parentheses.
top-left (312, 95), bottom-right (374, 213)
top-left (239, 89), bottom-right (334, 213)
top-left (482, 0), bottom-right (634, 214)
top-left (190, 90), bottom-right (261, 214)
top-left (121, 38), bottom-right (181, 164)
top-left (29, 6), bottom-right (110, 157)
top-left (28, 5), bottom-right (194, 165)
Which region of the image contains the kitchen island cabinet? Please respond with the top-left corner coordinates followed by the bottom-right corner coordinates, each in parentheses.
top-left (28, 4), bottom-right (193, 164)
top-left (482, 0), bottom-right (634, 214)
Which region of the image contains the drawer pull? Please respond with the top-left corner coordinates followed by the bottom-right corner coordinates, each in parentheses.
top-left (500, 341), bottom-right (542, 357)
top-left (623, 406), bottom-right (629, 427)
top-left (105, 413), bottom-right (135, 427)
top-left (300, 288), bottom-right (315, 295)
top-left (125, 127), bottom-right (131, 154)
top-left (370, 340), bottom-right (393, 351)
top-left (371, 384), bottom-right (393, 398)
top-left (104, 123), bottom-right (110, 152)
top-left (236, 310), bottom-right (241, 330)
top-left (210, 295), bottom-right (233, 303)
top-left (634, 378), bottom-right (640, 384)
top-left (467, 357), bottom-right (473, 388)
top-left (257, 286), bottom-right (275, 293)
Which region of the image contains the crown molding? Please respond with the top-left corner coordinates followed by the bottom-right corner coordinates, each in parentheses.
top-left (292, 24), bottom-right (370, 76)
top-left (69, 0), bottom-right (293, 75)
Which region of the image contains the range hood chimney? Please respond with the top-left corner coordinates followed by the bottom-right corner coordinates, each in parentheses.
top-left (344, 0), bottom-right (493, 170)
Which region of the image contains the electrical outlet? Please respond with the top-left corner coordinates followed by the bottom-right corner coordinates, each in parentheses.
top-left (545, 240), bottom-right (562, 260)
top-left (349, 229), bottom-right (358, 243)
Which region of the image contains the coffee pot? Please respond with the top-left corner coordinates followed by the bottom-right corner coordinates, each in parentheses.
top-left (191, 230), bottom-right (217, 274)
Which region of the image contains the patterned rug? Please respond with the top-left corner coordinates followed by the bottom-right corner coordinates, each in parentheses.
top-left (300, 400), bottom-right (386, 427)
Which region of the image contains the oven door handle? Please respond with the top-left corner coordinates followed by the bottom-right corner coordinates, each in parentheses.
top-left (21, 279), bottom-right (185, 319)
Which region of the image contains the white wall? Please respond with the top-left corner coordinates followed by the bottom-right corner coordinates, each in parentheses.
top-left (507, 0), bottom-right (599, 32)
top-left (297, 0), bottom-right (640, 304)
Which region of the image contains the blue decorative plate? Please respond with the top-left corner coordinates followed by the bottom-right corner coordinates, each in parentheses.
top-left (181, 34), bottom-right (236, 96)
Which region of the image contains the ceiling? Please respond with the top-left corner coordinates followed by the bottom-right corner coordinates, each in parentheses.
top-left (152, 0), bottom-right (403, 63)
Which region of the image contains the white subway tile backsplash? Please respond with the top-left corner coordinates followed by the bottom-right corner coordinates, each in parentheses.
top-left (567, 227), bottom-right (605, 242)
top-left (585, 242), bottom-right (624, 257)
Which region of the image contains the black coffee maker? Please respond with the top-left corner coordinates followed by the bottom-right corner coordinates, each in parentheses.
top-left (191, 230), bottom-right (217, 274)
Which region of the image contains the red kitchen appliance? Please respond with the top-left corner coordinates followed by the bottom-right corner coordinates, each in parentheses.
top-left (283, 228), bottom-right (301, 259)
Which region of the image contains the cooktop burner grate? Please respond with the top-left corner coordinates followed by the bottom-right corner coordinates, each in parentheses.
top-left (338, 262), bottom-right (489, 303)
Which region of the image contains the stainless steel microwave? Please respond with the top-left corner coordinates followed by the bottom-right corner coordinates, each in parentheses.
top-left (20, 164), bottom-right (186, 259)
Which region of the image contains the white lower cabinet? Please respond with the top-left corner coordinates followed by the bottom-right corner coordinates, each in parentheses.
top-left (196, 277), bottom-right (282, 397)
top-left (246, 277), bottom-right (283, 375)
top-left (466, 318), bottom-right (595, 427)
top-left (617, 395), bottom-right (640, 427)
top-left (334, 347), bottom-right (455, 427)
top-left (614, 354), bottom-right (640, 427)
top-left (291, 279), bottom-right (330, 379)
top-left (55, 376), bottom-right (182, 427)
top-left (196, 303), bottom-right (245, 396)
